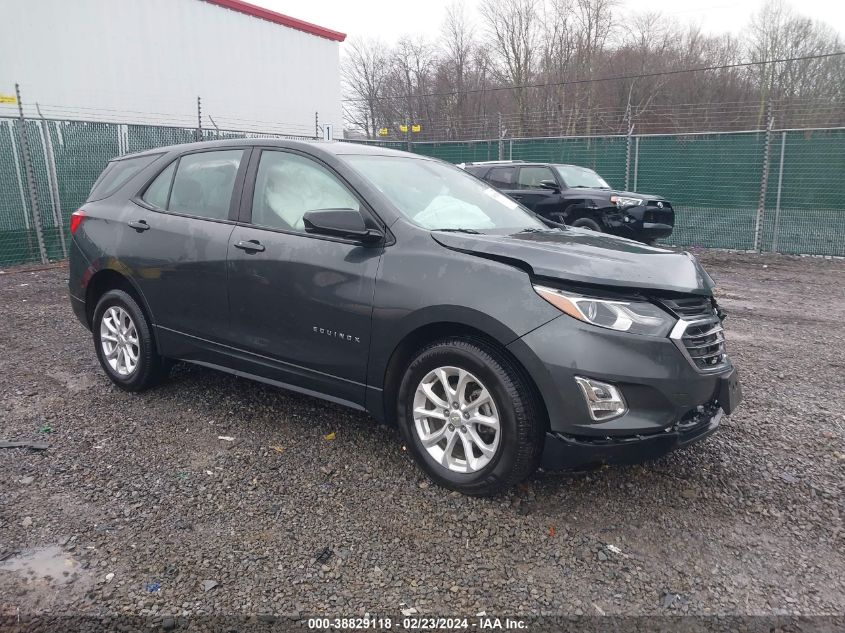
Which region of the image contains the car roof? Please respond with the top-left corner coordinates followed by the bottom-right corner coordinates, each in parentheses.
top-left (119, 138), bottom-right (427, 162)
top-left (468, 161), bottom-right (583, 169)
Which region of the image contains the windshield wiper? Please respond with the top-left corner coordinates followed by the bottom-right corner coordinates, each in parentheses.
top-left (432, 228), bottom-right (483, 234)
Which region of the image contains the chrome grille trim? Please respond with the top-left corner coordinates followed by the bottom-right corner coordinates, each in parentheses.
top-left (669, 317), bottom-right (730, 373)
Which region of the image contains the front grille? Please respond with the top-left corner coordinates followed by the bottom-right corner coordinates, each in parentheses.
top-left (662, 296), bottom-right (730, 372)
top-left (679, 320), bottom-right (727, 371)
top-left (644, 202), bottom-right (674, 226)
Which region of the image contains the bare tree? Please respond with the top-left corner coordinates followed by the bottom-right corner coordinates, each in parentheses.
top-left (340, 0), bottom-right (843, 139)
top-left (342, 38), bottom-right (391, 138)
top-left (479, 0), bottom-right (540, 136)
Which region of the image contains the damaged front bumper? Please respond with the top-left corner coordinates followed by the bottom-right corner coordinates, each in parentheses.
top-left (540, 402), bottom-right (723, 470)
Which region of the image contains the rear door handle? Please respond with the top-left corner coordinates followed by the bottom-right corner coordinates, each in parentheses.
top-left (128, 220), bottom-right (150, 231)
top-left (234, 239), bottom-right (265, 253)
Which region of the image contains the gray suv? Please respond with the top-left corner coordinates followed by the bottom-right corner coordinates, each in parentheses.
top-left (68, 140), bottom-right (741, 496)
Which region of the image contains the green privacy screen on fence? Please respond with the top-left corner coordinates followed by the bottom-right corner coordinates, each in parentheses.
top-left (0, 118), bottom-right (314, 266)
top-left (398, 128), bottom-right (844, 256)
top-left (0, 118), bottom-right (843, 267)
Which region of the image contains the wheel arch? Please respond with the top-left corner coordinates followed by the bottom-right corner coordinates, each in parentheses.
top-left (85, 268), bottom-right (156, 343)
top-left (376, 320), bottom-right (550, 432)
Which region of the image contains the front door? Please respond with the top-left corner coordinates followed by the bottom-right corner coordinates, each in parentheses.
top-left (513, 165), bottom-right (562, 216)
top-left (225, 148), bottom-right (383, 407)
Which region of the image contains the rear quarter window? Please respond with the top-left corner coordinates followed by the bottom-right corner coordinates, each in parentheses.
top-left (88, 154), bottom-right (161, 202)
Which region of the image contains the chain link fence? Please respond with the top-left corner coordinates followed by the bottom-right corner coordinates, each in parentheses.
top-left (0, 117), bottom-right (316, 267)
top-left (0, 117), bottom-right (843, 267)
top-left (357, 127), bottom-right (845, 257)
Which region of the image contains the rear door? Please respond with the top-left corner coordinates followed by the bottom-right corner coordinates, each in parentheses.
top-left (513, 165), bottom-right (563, 215)
top-left (224, 148), bottom-right (383, 407)
top-left (127, 147), bottom-right (249, 355)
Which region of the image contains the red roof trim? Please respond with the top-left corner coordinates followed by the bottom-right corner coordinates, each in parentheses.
top-left (203, 0), bottom-right (346, 42)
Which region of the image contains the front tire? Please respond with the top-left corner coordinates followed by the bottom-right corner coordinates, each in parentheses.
top-left (571, 217), bottom-right (602, 232)
top-left (92, 289), bottom-right (169, 392)
top-left (396, 337), bottom-right (544, 496)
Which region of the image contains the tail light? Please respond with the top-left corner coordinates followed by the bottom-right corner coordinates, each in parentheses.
top-left (70, 210), bottom-right (86, 235)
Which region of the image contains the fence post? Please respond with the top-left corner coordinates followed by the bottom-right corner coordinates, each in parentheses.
top-left (498, 112), bottom-right (504, 160)
top-left (753, 102), bottom-right (774, 252)
top-left (315, 111), bottom-right (319, 138)
top-left (209, 115), bottom-right (221, 140)
top-left (15, 83), bottom-right (48, 264)
top-left (624, 124), bottom-right (634, 191)
top-left (633, 135), bottom-right (640, 192)
top-left (771, 131), bottom-right (787, 253)
top-left (35, 104), bottom-right (67, 259)
top-left (196, 96), bottom-right (202, 141)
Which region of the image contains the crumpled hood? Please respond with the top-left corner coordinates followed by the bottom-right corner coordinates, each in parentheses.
top-left (432, 229), bottom-right (714, 296)
top-left (570, 187), bottom-right (666, 200)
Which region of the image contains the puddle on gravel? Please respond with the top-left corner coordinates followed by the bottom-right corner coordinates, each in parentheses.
top-left (0, 545), bottom-right (80, 585)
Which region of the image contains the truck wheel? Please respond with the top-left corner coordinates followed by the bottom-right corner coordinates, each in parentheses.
top-left (571, 217), bottom-right (602, 232)
top-left (396, 337), bottom-right (544, 496)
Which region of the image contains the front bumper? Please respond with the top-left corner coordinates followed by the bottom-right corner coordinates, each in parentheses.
top-left (541, 404), bottom-right (722, 470)
top-left (639, 221), bottom-right (674, 238)
top-left (506, 314), bottom-right (740, 468)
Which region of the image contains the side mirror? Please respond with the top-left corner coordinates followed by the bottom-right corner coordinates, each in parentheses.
top-left (539, 180), bottom-right (561, 192)
top-left (302, 209), bottom-right (384, 244)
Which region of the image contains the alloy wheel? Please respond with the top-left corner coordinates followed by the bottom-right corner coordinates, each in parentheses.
top-left (412, 366), bottom-right (501, 473)
top-left (100, 306), bottom-right (140, 376)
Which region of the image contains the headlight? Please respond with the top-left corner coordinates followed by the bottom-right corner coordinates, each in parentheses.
top-left (533, 285), bottom-right (675, 336)
top-left (611, 195), bottom-right (642, 208)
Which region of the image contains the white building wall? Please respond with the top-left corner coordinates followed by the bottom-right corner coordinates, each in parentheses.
top-left (0, 0), bottom-right (343, 136)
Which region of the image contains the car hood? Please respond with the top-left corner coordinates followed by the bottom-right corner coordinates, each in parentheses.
top-left (569, 187), bottom-right (666, 200)
top-left (432, 229), bottom-right (714, 295)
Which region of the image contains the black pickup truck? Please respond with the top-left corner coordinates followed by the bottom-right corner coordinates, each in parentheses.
top-left (461, 161), bottom-right (674, 243)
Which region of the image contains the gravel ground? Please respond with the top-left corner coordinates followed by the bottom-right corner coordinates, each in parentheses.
top-left (0, 251), bottom-right (843, 623)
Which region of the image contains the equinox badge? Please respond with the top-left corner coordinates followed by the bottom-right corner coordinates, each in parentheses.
top-left (313, 326), bottom-right (360, 343)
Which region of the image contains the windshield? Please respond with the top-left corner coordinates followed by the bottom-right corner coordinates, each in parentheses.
top-left (555, 165), bottom-right (610, 189)
top-left (346, 155), bottom-right (545, 232)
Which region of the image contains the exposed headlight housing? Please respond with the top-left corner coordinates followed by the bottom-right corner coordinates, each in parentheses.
top-left (533, 285), bottom-right (675, 336)
top-left (611, 195), bottom-right (643, 208)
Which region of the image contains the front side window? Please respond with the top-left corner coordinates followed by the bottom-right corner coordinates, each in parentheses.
top-left (251, 151), bottom-right (359, 232)
top-left (152, 150), bottom-right (245, 220)
top-left (517, 166), bottom-right (556, 189)
top-left (554, 165), bottom-right (611, 189)
top-left (346, 156), bottom-right (545, 232)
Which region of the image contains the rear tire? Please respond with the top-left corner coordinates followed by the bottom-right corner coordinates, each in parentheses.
top-left (92, 289), bottom-right (169, 392)
top-left (571, 217), bottom-right (602, 232)
top-left (396, 337), bottom-right (544, 496)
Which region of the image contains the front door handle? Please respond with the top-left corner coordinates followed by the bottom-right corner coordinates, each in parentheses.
top-left (128, 220), bottom-right (150, 231)
top-left (234, 239), bottom-right (265, 253)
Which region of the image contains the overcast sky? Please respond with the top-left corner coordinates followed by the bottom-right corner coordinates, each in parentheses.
top-left (256, 0), bottom-right (844, 47)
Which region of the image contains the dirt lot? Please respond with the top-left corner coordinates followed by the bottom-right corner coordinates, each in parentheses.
top-left (0, 251), bottom-right (843, 623)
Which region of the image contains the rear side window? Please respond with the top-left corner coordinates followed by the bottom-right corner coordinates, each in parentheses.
top-left (88, 154), bottom-right (160, 201)
top-left (486, 167), bottom-right (515, 188)
top-left (142, 150), bottom-right (244, 220)
top-left (142, 161), bottom-right (176, 209)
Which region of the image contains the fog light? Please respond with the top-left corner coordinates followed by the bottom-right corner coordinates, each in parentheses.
top-left (574, 376), bottom-right (627, 421)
